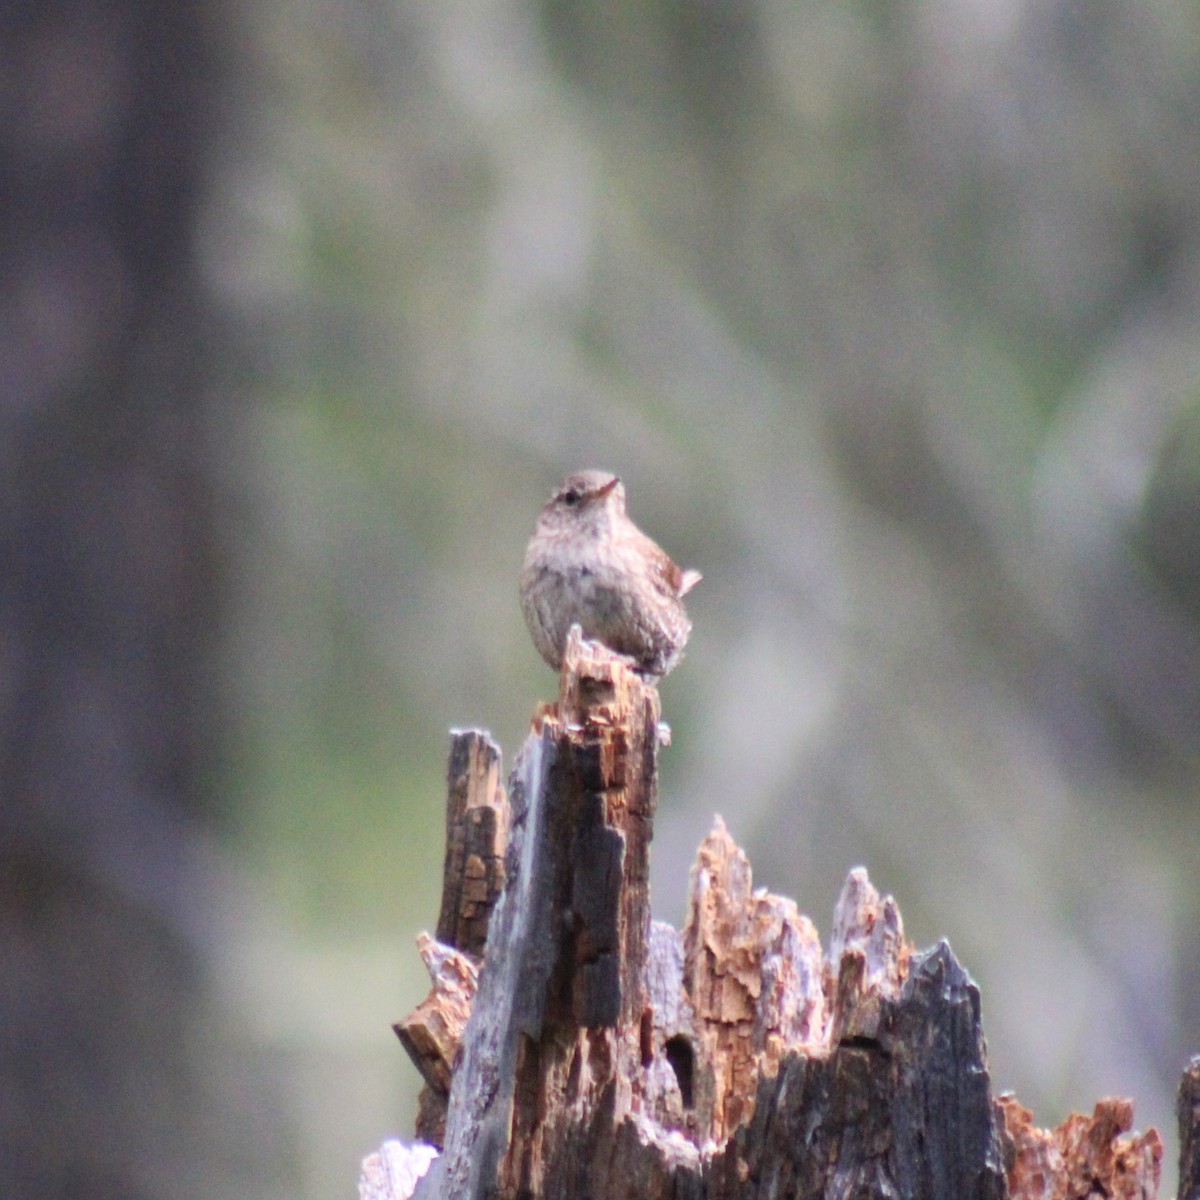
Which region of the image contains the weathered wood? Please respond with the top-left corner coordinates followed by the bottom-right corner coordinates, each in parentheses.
top-left (1177, 1057), bottom-right (1200, 1200)
top-left (393, 935), bottom-right (479, 1146)
top-left (369, 633), bottom-right (1176, 1200)
top-left (685, 856), bottom-right (1006, 1200)
top-left (435, 730), bottom-right (509, 958)
top-left (421, 629), bottom-right (660, 1200)
top-left (360, 1141), bottom-right (439, 1200)
top-left (397, 730), bottom-right (508, 1146)
top-left (999, 1094), bottom-right (1162, 1200)
top-left (682, 817), bottom-right (827, 1145)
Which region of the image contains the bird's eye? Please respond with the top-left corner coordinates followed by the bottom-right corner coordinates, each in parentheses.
top-left (562, 489), bottom-right (580, 506)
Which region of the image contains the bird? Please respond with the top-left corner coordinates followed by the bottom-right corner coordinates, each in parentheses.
top-left (520, 470), bottom-right (701, 680)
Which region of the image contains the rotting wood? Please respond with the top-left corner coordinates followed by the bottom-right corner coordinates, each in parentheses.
top-left (395, 729), bottom-right (508, 1144)
top-left (681, 817), bottom-right (828, 1144)
top-left (435, 729), bottom-right (509, 958)
top-left (393, 935), bottom-right (479, 1146)
top-left (429, 628), bottom-right (662, 1200)
top-left (1178, 1056), bottom-right (1200, 1200)
top-left (368, 633), bottom-right (1177, 1200)
top-left (999, 1094), bottom-right (1163, 1200)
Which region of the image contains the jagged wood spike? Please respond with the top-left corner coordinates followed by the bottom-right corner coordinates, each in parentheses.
top-left (374, 635), bottom-right (1169, 1200)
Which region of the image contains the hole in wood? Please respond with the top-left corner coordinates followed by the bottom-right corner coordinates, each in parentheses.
top-left (664, 1035), bottom-right (695, 1110)
top-left (839, 1034), bottom-right (883, 1053)
top-left (639, 1008), bottom-right (654, 1069)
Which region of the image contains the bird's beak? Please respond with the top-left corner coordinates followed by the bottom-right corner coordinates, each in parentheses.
top-left (598, 476), bottom-right (621, 497)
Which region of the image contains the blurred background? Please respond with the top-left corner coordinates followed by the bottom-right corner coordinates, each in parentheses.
top-left (4, 0), bottom-right (1199, 1196)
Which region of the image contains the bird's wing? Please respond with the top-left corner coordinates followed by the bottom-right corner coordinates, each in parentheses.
top-left (638, 539), bottom-right (700, 599)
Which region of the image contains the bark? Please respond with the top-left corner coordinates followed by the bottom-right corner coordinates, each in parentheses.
top-left (375, 633), bottom-right (1172, 1200)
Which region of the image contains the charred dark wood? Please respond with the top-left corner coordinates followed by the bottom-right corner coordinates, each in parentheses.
top-left (372, 633), bottom-right (1171, 1200)
top-left (1179, 1057), bottom-right (1200, 1200)
top-left (705, 942), bottom-right (1005, 1200)
top-left (423, 630), bottom-right (659, 1199)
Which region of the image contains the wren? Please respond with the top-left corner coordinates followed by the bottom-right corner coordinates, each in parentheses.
top-left (520, 470), bottom-right (701, 680)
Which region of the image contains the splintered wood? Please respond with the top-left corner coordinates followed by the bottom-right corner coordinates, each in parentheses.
top-left (682, 817), bottom-right (827, 1143)
top-left (376, 636), bottom-right (1177, 1200)
top-left (435, 730), bottom-right (508, 958)
top-left (395, 728), bottom-right (508, 1145)
top-left (999, 1095), bottom-right (1163, 1200)
top-left (393, 935), bottom-right (478, 1146)
top-left (1180, 1057), bottom-right (1200, 1200)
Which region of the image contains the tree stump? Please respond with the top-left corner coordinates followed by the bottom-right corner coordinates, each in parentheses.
top-left (365, 633), bottom-right (1182, 1200)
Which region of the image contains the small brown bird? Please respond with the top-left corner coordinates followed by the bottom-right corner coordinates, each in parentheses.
top-left (520, 470), bottom-right (701, 680)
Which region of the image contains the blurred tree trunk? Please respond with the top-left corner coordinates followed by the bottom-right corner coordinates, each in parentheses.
top-left (0, 4), bottom-right (229, 1197)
